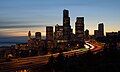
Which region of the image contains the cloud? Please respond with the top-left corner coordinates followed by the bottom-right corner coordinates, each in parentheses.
top-left (0, 25), bottom-right (46, 29)
top-left (0, 20), bottom-right (41, 25)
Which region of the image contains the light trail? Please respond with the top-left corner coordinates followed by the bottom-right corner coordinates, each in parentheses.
top-left (0, 42), bottom-right (92, 70)
top-left (85, 42), bottom-right (94, 49)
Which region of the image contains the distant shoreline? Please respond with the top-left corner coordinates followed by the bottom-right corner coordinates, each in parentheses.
top-left (0, 42), bottom-right (27, 47)
top-left (0, 36), bottom-right (45, 47)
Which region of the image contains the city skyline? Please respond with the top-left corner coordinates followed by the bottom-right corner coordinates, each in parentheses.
top-left (0, 1), bottom-right (120, 71)
top-left (0, 0), bottom-right (120, 38)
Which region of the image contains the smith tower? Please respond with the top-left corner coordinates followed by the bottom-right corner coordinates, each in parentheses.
top-left (63, 9), bottom-right (71, 40)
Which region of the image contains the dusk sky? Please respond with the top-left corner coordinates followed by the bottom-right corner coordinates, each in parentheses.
top-left (0, 0), bottom-right (120, 38)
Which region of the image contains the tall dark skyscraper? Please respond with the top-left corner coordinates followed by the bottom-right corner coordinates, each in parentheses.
top-left (75, 17), bottom-right (84, 47)
top-left (46, 26), bottom-right (54, 52)
top-left (46, 26), bottom-right (53, 41)
top-left (75, 17), bottom-right (84, 40)
top-left (63, 9), bottom-right (71, 40)
top-left (98, 23), bottom-right (104, 37)
top-left (63, 9), bottom-right (70, 26)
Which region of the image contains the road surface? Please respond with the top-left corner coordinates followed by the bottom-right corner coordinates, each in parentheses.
top-left (0, 41), bottom-right (103, 71)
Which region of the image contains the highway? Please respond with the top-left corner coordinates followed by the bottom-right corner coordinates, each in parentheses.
top-left (0, 48), bottom-right (89, 70)
top-left (0, 40), bottom-right (103, 71)
top-left (86, 40), bottom-right (104, 53)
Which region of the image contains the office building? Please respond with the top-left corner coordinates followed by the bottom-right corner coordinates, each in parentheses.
top-left (46, 26), bottom-right (54, 41)
top-left (94, 23), bottom-right (104, 37)
top-left (63, 9), bottom-right (72, 40)
top-left (35, 32), bottom-right (41, 40)
top-left (75, 17), bottom-right (84, 40)
top-left (106, 32), bottom-right (118, 37)
top-left (75, 17), bottom-right (84, 47)
top-left (94, 30), bottom-right (99, 37)
top-left (85, 29), bottom-right (89, 39)
top-left (98, 23), bottom-right (104, 37)
top-left (55, 24), bottom-right (64, 40)
top-left (46, 26), bottom-right (54, 52)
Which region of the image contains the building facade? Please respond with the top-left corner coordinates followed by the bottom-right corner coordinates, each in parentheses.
top-left (75, 17), bottom-right (84, 40)
top-left (46, 26), bottom-right (54, 53)
top-left (35, 32), bottom-right (41, 40)
top-left (63, 9), bottom-right (72, 40)
top-left (46, 26), bottom-right (54, 41)
top-left (85, 29), bottom-right (89, 40)
top-left (55, 24), bottom-right (64, 40)
top-left (75, 17), bottom-right (84, 47)
top-left (98, 23), bottom-right (104, 37)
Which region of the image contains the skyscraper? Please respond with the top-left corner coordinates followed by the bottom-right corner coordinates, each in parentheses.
top-left (75, 17), bottom-right (84, 47)
top-left (98, 23), bottom-right (104, 37)
top-left (46, 26), bottom-right (53, 41)
top-left (55, 24), bottom-right (63, 40)
top-left (46, 26), bottom-right (54, 53)
top-left (63, 9), bottom-right (70, 26)
top-left (63, 9), bottom-right (71, 40)
top-left (75, 17), bottom-right (84, 40)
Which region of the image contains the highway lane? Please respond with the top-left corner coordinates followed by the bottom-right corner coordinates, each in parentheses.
top-left (0, 41), bottom-right (103, 71)
top-left (85, 40), bottom-right (104, 53)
